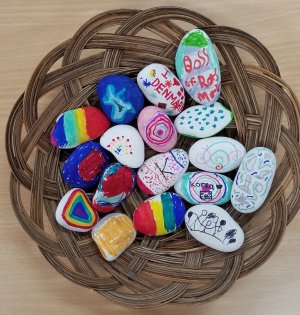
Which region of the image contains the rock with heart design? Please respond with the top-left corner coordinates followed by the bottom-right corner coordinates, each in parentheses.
top-left (175, 29), bottom-right (221, 106)
top-left (92, 163), bottom-right (136, 213)
top-left (137, 106), bottom-right (177, 152)
top-left (174, 172), bottom-right (232, 205)
top-left (231, 147), bottom-right (276, 213)
top-left (100, 125), bottom-right (145, 168)
top-left (189, 137), bottom-right (246, 173)
top-left (62, 141), bottom-right (110, 189)
top-left (133, 192), bottom-right (185, 236)
top-left (137, 149), bottom-right (189, 195)
top-left (92, 213), bottom-right (136, 261)
top-left (50, 107), bottom-right (110, 149)
top-left (97, 75), bottom-right (144, 124)
top-left (174, 102), bottom-right (233, 138)
top-left (137, 64), bottom-right (185, 116)
top-left (55, 188), bottom-right (99, 232)
top-left (185, 204), bottom-right (244, 252)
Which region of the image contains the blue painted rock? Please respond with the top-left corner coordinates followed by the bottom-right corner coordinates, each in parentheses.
top-left (174, 172), bottom-right (232, 205)
top-left (137, 63), bottom-right (185, 116)
top-left (137, 106), bottom-right (177, 152)
top-left (231, 147), bottom-right (276, 213)
top-left (174, 102), bottom-right (233, 138)
top-left (97, 75), bottom-right (144, 124)
top-left (55, 188), bottom-right (99, 232)
top-left (175, 29), bottom-right (221, 106)
top-left (137, 149), bottom-right (189, 195)
top-left (133, 192), bottom-right (185, 236)
top-left (62, 141), bottom-right (110, 189)
top-left (189, 137), bottom-right (246, 173)
top-left (50, 107), bottom-right (110, 149)
top-left (100, 125), bottom-right (145, 168)
top-left (92, 163), bottom-right (136, 213)
top-left (185, 204), bottom-right (244, 252)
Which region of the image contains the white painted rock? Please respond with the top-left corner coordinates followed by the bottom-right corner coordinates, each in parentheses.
top-left (137, 106), bottom-right (177, 153)
top-left (100, 125), bottom-right (145, 168)
top-left (175, 29), bottom-right (221, 106)
top-left (174, 102), bottom-right (233, 138)
top-left (137, 149), bottom-right (189, 195)
top-left (185, 204), bottom-right (244, 252)
top-left (137, 63), bottom-right (185, 116)
top-left (189, 137), bottom-right (246, 173)
top-left (174, 172), bottom-right (232, 205)
top-left (231, 147), bottom-right (276, 213)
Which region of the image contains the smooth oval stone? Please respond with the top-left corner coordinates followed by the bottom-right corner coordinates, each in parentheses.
top-left (92, 213), bottom-right (136, 261)
top-left (133, 192), bottom-right (185, 236)
top-left (55, 188), bottom-right (99, 232)
top-left (185, 204), bottom-right (244, 252)
top-left (174, 102), bottom-right (233, 138)
top-left (231, 147), bottom-right (276, 213)
top-left (189, 137), bottom-right (246, 173)
top-left (137, 63), bottom-right (185, 116)
top-left (62, 141), bottom-right (110, 189)
top-left (97, 75), bottom-right (144, 124)
top-left (100, 125), bottom-right (145, 168)
top-left (137, 106), bottom-right (177, 152)
top-left (50, 107), bottom-right (110, 149)
top-left (174, 172), bottom-right (232, 205)
top-left (92, 163), bottom-right (136, 213)
top-left (175, 29), bottom-right (221, 106)
top-left (137, 149), bottom-right (189, 195)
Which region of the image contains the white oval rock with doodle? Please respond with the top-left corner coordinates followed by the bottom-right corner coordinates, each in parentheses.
top-left (231, 147), bottom-right (276, 213)
top-left (185, 204), bottom-right (244, 252)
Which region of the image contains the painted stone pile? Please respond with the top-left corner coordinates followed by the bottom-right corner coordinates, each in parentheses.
top-left (51, 28), bottom-right (276, 260)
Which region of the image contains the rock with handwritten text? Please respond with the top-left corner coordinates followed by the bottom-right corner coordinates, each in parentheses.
top-left (97, 75), bottom-right (144, 124)
top-left (189, 137), bottom-right (246, 173)
top-left (137, 64), bottom-right (185, 116)
top-left (175, 29), bottom-right (221, 106)
top-left (174, 102), bottom-right (233, 138)
top-left (185, 204), bottom-right (244, 252)
top-left (231, 147), bottom-right (276, 213)
top-left (137, 149), bottom-right (189, 195)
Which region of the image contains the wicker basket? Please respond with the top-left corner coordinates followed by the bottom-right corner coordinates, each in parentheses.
top-left (5, 7), bottom-right (300, 308)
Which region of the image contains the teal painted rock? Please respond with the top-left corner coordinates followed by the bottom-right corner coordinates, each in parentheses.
top-left (175, 29), bottom-right (221, 106)
top-left (174, 172), bottom-right (232, 205)
top-left (174, 102), bottom-right (233, 138)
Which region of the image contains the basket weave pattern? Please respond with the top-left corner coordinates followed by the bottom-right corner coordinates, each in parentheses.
top-left (6, 7), bottom-right (300, 308)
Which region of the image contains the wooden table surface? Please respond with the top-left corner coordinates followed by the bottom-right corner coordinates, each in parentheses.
top-left (1, 0), bottom-right (300, 314)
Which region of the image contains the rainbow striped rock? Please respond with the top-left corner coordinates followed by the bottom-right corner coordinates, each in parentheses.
top-left (55, 188), bottom-right (99, 232)
top-left (133, 192), bottom-right (185, 236)
top-left (50, 107), bottom-right (110, 149)
top-left (92, 213), bottom-right (136, 261)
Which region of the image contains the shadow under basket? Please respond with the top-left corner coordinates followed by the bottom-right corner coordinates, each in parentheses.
top-left (5, 6), bottom-right (300, 308)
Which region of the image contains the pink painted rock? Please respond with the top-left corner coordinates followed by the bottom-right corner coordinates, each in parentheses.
top-left (137, 106), bottom-right (177, 153)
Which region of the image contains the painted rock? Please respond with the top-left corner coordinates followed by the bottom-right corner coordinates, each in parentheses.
top-left (189, 137), bottom-right (246, 173)
top-left (92, 213), bottom-right (136, 261)
top-left (55, 188), bottom-right (99, 232)
top-left (185, 204), bottom-right (244, 252)
top-left (137, 106), bottom-right (177, 152)
top-left (50, 107), bottom-right (110, 149)
top-left (137, 63), bottom-right (185, 116)
top-left (174, 102), bottom-right (233, 138)
top-left (92, 163), bottom-right (136, 213)
top-left (174, 172), bottom-right (232, 205)
top-left (100, 125), bottom-right (145, 168)
top-left (97, 75), bottom-right (144, 124)
top-left (137, 149), bottom-right (189, 195)
top-left (133, 192), bottom-right (185, 236)
top-left (175, 29), bottom-right (221, 106)
top-left (62, 141), bottom-right (110, 189)
top-left (231, 147), bottom-right (276, 213)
